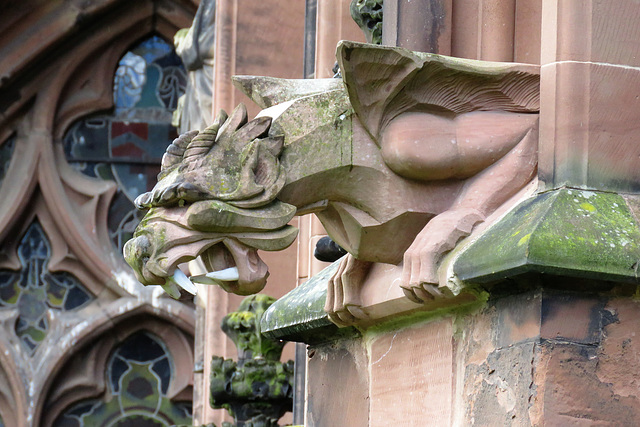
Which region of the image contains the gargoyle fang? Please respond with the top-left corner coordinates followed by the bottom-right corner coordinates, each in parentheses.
top-left (206, 267), bottom-right (240, 281)
top-left (168, 268), bottom-right (198, 296)
top-left (190, 267), bottom-right (240, 284)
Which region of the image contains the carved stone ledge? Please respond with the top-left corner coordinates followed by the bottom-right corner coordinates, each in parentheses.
top-left (261, 259), bottom-right (479, 341)
top-left (450, 188), bottom-right (640, 287)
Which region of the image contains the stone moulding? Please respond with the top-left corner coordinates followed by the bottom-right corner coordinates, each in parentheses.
top-left (451, 188), bottom-right (640, 285)
top-left (260, 262), bottom-right (350, 344)
top-left (260, 259), bottom-right (480, 343)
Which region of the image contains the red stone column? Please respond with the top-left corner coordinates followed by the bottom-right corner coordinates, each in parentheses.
top-left (382, 0), bottom-right (453, 54)
top-left (198, 2), bottom-right (306, 425)
top-left (539, 0), bottom-right (640, 193)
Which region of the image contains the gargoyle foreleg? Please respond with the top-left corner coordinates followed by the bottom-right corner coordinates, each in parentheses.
top-left (325, 253), bottom-right (372, 326)
top-left (401, 119), bottom-right (538, 301)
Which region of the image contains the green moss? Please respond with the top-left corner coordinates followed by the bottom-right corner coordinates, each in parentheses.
top-left (363, 290), bottom-right (488, 340)
top-left (261, 261), bottom-right (343, 344)
top-left (454, 188), bottom-right (640, 284)
top-left (517, 233), bottom-right (531, 247)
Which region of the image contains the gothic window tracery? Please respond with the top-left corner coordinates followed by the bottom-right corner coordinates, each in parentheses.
top-left (0, 221), bottom-right (93, 355)
top-left (64, 36), bottom-right (188, 252)
top-left (0, 2), bottom-right (198, 425)
top-left (53, 332), bottom-right (192, 427)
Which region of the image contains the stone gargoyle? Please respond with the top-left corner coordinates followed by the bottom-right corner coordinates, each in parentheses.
top-left (124, 41), bottom-right (539, 325)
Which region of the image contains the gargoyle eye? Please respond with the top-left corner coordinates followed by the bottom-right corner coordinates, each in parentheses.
top-left (176, 182), bottom-right (206, 203)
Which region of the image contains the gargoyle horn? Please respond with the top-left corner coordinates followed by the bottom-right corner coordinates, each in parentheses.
top-left (232, 76), bottom-right (344, 109)
top-left (182, 108), bottom-right (229, 164)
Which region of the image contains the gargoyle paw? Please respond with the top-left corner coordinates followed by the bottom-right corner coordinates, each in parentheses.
top-left (325, 253), bottom-right (372, 327)
top-left (402, 283), bottom-right (444, 304)
top-left (400, 208), bottom-right (484, 302)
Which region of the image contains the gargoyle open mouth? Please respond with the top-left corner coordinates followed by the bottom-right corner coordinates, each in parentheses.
top-left (123, 203), bottom-right (297, 298)
top-left (123, 104), bottom-right (298, 298)
top-left (191, 240), bottom-right (270, 295)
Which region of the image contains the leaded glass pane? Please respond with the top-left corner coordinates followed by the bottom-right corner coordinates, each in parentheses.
top-left (64, 35), bottom-right (187, 253)
top-left (0, 222), bottom-right (93, 354)
top-left (54, 332), bottom-right (192, 427)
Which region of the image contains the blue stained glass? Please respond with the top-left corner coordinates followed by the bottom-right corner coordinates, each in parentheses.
top-left (135, 64), bottom-right (164, 109)
top-left (0, 222), bottom-right (94, 354)
top-left (64, 36), bottom-right (187, 254)
top-left (114, 36), bottom-right (187, 114)
top-left (157, 66), bottom-right (185, 109)
top-left (134, 36), bottom-right (173, 64)
top-left (114, 52), bottom-right (147, 111)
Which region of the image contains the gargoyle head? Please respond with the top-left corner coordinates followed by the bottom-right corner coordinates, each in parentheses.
top-left (124, 104), bottom-right (298, 297)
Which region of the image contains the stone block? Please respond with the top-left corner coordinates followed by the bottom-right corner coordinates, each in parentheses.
top-left (596, 299), bottom-right (640, 400)
top-left (537, 342), bottom-right (640, 425)
top-left (463, 342), bottom-right (537, 426)
top-left (540, 293), bottom-right (602, 345)
top-left (539, 61), bottom-right (640, 192)
top-left (542, 0), bottom-right (640, 67)
top-left (369, 318), bottom-right (453, 426)
top-left (494, 291), bottom-right (541, 348)
top-left (305, 339), bottom-right (369, 427)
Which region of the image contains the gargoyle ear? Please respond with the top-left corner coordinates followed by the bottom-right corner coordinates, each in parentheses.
top-left (160, 129), bottom-right (199, 174)
top-left (216, 103), bottom-right (248, 142)
top-left (260, 135), bottom-right (284, 157)
top-left (182, 109), bottom-right (228, 163)
top-left (234, 116), bottom-right (272, 143)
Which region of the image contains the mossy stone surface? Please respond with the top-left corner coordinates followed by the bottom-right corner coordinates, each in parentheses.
top-left (261, 260), bottom-right (357, 344)
top-left (454, 188), bottom-right (640, 284)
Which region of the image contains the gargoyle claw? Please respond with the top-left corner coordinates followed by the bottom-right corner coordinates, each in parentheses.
top-left (401, 283), bottom-right (444, 304)
top-left (401, 208), bottom-right (484, 299)
top-left (325, 254), bottom-right (372, 327)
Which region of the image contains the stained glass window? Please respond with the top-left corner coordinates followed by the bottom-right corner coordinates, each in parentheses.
top-left (64, 36), bottom-right (187, 252)
top-left (54, 332), bottom-right (192, 427)
top-left (0, 221), bottom-right (93, 354)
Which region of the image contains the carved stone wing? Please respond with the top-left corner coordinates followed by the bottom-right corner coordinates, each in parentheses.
top-left (337, 41), bottom-right (540, 142)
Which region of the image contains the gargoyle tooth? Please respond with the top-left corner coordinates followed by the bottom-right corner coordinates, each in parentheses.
top-left (189, 267), bottom-right (240, 285)
top-left (172, 268), bottom-right (198, 295)
top-left (161, 280), bottom-right (182, 299)
top-left (205, 267), bottom-right (240, 281)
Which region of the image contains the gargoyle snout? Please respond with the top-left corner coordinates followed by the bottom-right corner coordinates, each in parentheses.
top-left (123, 235), bottom-right (158, 284)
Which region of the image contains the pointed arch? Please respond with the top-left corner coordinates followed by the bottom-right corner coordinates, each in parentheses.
top-left (0, 1), bottom-right (199, 425)
top-left (40, 307), bottom-right (195, 427)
